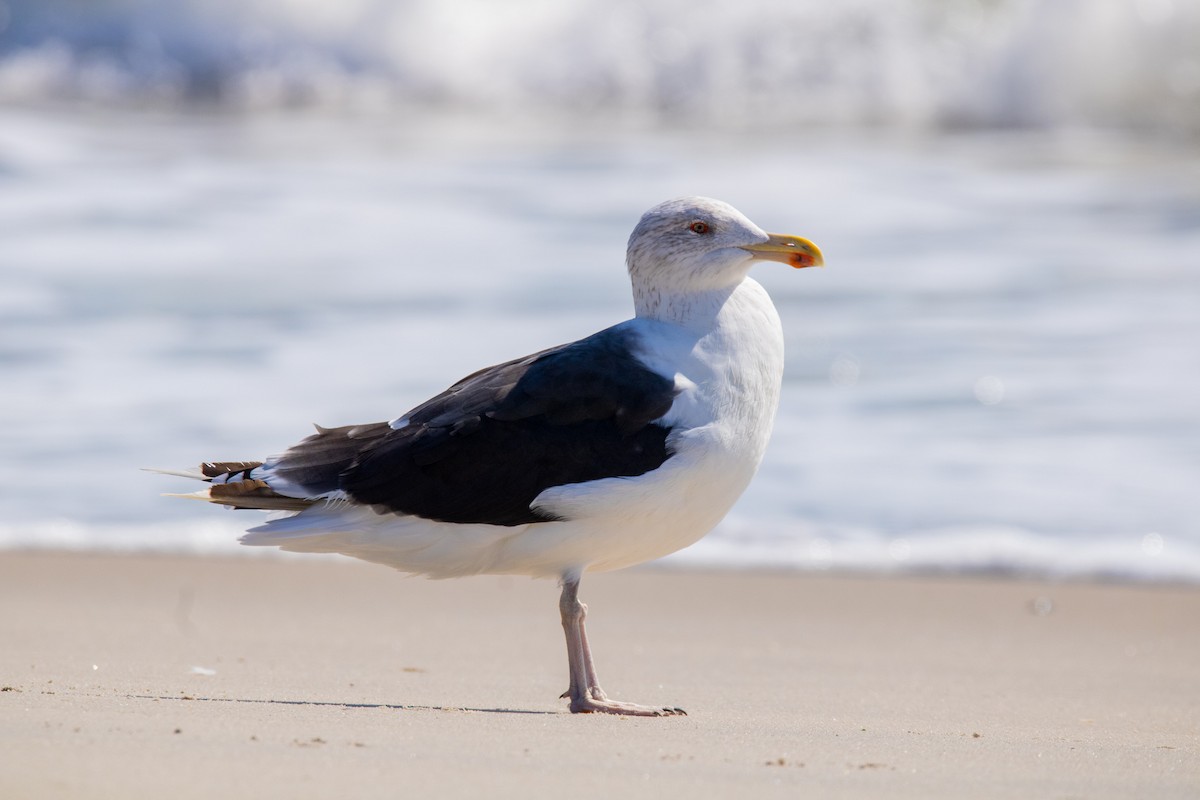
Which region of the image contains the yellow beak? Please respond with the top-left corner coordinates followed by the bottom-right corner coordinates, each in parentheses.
top-left (741, 233), bottom-right (824, 269)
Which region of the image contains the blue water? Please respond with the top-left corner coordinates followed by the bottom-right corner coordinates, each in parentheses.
top-left (2, 0), bottom-right (1199, 580)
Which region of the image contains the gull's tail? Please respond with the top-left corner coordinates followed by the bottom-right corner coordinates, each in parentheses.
top-left (149, 461), bottom-right (315, 512)
top-left (151, 422), bottom-right (394, 513)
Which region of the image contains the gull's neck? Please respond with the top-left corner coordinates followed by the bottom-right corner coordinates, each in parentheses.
top-left (632, 283), bottom-right (742, 330)
top-left (630, 257), bottom-right (758, 330)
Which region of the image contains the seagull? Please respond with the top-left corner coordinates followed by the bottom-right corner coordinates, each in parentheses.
top-left (165, 197), bottom-right (823, 716)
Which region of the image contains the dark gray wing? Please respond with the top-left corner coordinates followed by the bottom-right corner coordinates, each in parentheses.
top-left (270, 325), bottom-right (678, 526)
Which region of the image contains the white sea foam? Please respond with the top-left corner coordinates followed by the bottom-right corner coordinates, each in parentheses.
top-left (668, 518), bottom-right (1200, 583)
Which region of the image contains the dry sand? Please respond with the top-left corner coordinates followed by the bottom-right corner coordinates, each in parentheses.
top-left (1, 551), bottom-right (1197, 799)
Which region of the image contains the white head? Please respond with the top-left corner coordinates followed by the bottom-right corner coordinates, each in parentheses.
top-left (626, 196), bottom-right (822, 320)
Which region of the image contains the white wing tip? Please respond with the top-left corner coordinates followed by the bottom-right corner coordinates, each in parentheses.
top-left (143, 466), bottom-right (208, 480)
top-left (161, 490), bottom-right (216, 502)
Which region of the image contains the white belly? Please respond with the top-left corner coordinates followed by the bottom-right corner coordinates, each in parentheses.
top-left (508, 429), bottom-right (766, 575)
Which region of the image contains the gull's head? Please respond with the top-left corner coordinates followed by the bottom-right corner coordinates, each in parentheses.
top-left (626, 197), bottom-right (823, 299)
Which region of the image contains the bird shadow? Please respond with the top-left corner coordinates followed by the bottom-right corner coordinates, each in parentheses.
top-left (128, 693), bottom-right (560, 716)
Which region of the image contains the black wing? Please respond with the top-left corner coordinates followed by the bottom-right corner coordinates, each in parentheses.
top-left (271, 326), bottom-right (678, 526)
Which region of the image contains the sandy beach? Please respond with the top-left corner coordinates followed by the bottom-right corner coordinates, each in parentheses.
top-left (1, 551), bottom-right (1196, 799)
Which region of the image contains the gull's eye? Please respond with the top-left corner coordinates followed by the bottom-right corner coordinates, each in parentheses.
top-left (689, 221), bottom-right (710, 234)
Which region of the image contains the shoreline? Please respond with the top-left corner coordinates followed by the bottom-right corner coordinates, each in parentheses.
top-left (2, 551), bottom-right (1197, 798)
top-left (4, 539), bottom-right (1198, 588)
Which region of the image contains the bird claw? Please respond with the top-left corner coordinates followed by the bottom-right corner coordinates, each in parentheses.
top-left (567, 694), bottom-right (687, 716)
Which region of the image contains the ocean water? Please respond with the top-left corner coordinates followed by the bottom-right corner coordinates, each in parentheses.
top-left (2, 0), bottom-right (1199, 580)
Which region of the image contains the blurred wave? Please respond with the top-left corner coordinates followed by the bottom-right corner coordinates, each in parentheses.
top-left (1, 0), bottom-right (1197, 135)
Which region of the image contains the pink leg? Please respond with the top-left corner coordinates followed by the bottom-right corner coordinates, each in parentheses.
top-left (558, 575), bottom-right (686, 716)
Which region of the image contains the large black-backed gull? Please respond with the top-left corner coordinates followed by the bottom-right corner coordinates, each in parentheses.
top-left (165, 197), bottom-right (823, 716)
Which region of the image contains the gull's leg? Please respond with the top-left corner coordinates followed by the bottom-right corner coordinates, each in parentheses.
top-left (558, 574), bottom-right (686, 716)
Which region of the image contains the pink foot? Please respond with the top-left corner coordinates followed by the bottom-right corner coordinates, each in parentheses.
top-left (565, 687), bottom-right (686, 716)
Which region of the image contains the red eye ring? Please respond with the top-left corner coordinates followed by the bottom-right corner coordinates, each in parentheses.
top-left (689, 221), bottom-right (710, 234)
